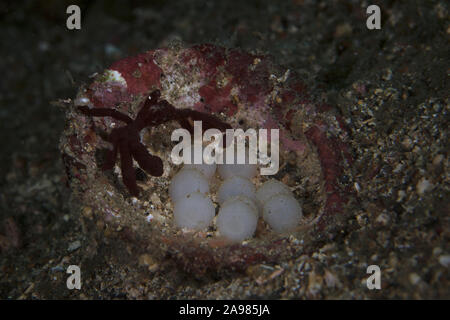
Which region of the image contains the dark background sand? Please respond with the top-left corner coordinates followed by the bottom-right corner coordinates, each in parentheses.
top-left (0, 0), bottom-right (448, 299)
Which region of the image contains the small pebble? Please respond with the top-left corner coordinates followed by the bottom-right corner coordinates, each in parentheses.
top-left (416, 178), bottom-right (433, 195)
top-left (68, 240), bottom-right (81, 252)
top-left (438, 255), bottom-right (450, 268)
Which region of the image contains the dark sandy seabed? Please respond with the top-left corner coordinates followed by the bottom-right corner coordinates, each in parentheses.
top-left (0, 0), bottom-right (448, 299)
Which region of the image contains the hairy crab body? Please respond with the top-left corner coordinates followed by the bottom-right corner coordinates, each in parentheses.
top-left (77, 90), bottom-right (230, 197)
top-left (60, 44), bottom-right (353, 274)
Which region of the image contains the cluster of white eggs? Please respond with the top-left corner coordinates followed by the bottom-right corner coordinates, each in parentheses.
top-left (169, 152), bottom-right (302, 242)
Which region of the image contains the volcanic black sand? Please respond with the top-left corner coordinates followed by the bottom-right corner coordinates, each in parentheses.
top-left (0, 0), bottom-right (448, 299)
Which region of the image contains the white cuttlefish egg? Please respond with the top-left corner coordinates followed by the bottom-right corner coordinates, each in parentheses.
top-left (173, 192), bottom-right (215, 230)
top-left (169, 168), bottom-right (209, 202)
top-left (184, 162), bottom-right (217, 180)
top-left (217, 176), bottom-right (257, 206)
top-left (216, 195), bottom-right (258, 242)
top-left (184, 152), bottom-right (217, 180)
top-left (263, 193), bottom-right (302, 233)
top-left (182, 144), bottom-right (217, 179)
top-left (256, 179), bottom-right (294, 205)
top-left (217, 146), bottom-right (258, 180)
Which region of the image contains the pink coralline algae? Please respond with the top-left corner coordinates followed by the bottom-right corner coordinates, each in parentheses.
top-left (60, 44), bottom-right (353, 273)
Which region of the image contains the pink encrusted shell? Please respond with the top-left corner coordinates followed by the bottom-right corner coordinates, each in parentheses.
top-left (60, 44), bottom-right (353, 274)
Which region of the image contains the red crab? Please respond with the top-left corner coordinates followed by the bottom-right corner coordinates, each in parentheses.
top-left (78, 89), bottom-right (231, 197)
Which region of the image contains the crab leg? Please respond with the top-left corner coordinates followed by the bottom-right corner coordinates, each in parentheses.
top-left (130, 140), bottom-right (164, 177)
top-left (119, 140), bottom-right (139, 196)
top-left (78, 106), bottom-right (133, 124)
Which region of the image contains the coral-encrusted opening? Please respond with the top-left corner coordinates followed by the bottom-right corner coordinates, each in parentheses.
top-left (61, 44), bottom-right (352, 274)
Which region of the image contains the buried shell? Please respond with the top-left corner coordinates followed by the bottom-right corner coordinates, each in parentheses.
top-left (60, 43), bottom-right (354, 274)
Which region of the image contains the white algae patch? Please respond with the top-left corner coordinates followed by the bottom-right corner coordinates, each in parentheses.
top-left (103, 69), bottom-right (127, 86)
